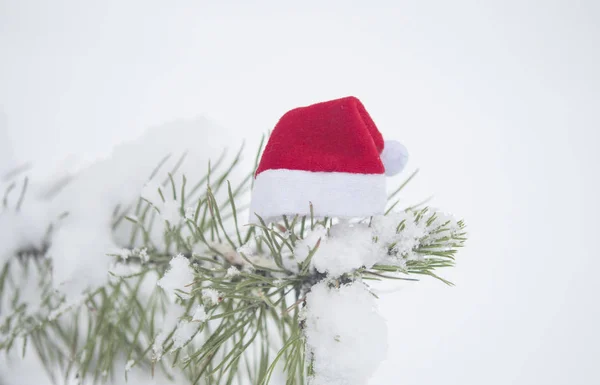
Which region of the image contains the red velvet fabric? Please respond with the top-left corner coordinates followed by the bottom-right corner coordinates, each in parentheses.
top-left (256, 96), bottom-right (385, 176)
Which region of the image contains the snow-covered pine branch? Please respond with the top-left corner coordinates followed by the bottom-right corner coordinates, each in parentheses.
top-left (0, 140), bottom-right (466, 385)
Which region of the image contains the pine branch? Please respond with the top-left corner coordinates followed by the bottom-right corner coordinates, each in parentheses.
top-left (0, 147), bottom-right (467, 385)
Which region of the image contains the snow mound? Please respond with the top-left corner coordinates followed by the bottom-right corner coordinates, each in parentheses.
top-left (157, 254), bottom-right (194, 300)
top-left (304, 280), bottom-right (388, 385)
top-left (311, 222), bottom-right (379, 277)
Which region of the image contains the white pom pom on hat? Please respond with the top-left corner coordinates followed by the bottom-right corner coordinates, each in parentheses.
top-left (381, 140), bottom-right (409, 176)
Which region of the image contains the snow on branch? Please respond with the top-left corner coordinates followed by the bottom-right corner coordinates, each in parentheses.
top-left (0, 140), bottom-right (466, 385)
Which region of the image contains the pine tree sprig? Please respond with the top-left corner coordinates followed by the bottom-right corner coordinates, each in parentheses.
top-left (0, 147), bottom-right (467, 385)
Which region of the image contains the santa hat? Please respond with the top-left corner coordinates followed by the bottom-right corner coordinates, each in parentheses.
top-left (250, 96), bottom-right (408, 221)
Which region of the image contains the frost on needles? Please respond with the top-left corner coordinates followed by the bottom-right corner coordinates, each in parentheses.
top-left (0, 140), bottom-right (466, 385)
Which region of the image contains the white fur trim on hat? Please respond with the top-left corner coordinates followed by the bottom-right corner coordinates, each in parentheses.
top-left (250, 169), bottom-right (386, 222)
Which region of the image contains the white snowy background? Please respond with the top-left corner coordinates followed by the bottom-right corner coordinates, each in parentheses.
top-left (1, 0), bottom-right (599, 384)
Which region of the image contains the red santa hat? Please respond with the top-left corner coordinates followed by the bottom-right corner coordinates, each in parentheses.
top-left (250, 96), bottom-right (408, 221)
